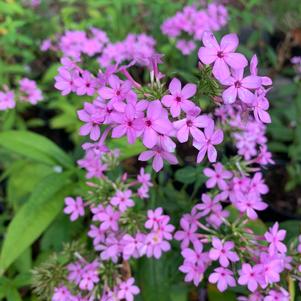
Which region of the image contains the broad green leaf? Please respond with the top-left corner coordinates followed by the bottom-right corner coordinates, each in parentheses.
top-left (108, 137), bottom-right (145, 160)
top-left (0, 173), bottom-right (71, 274)
top-left (208, 284), bottom-right (236, 301)
top-left (175, 166), bottom-right (197, 184)
top-left (0, 131), bottom-right (73, 168)
top-left (137, 257), bottom-right (171, 301)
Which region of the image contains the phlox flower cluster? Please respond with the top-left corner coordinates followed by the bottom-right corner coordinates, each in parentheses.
top-left (57, 161), bottom-right (174, 300)
top-left (161, 3), bottom-right (228, 55)
top-left (41, 28), bottom-right (156, 69)
top-left (176, 162), bottom-right (301, 298)
top-left (0, 78), bottom-right (43, 111)
top-left (199, 32), bottom-right (272, 123)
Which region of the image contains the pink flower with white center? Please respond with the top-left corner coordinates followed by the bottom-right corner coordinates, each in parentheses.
top-left (194, 193), bottom-right (221, 217)
top-left (74, 70), bottom-right (97, 96)
top-left (162, 77), bottom-right (196, 117)
top-left (174, 217), bottom-right (199, 249)
top-left (234, 192), bottom-right (268, 220)
top-left (198, 31), bottom-right (248, 80)
top-left (238, 263), bottom-right (263, 292)
top-left (203, 162), bottom-right (232, 189)
top-left (145, 207), bottom-right (164, 230)
top-left (209, 237), bottom-right (239, 267)
top-left (97, 205), bottom-right (120, 231)
top-left (110, 189), bottom-right (135, 212)
top-left (54, 67), bottom-right (78, 95)
top-left (208, 267), bottom-right (236, 292)
top-left (221, 68), bottom-right (262, 104)
top-left (141, 100), bottom-right (173, 149)
top-left (0, 90), bottom-right (15, 111)
top-left (52, 286), bottom-right (73, 301)
top-left (145, 232), bottom-right (171, 259)
top-left (64, 197), bottom-right (85, 221)
top-left (117, 278), bottom-right (140, 301)
top-left (77, 102), bottom-right (105, 141)
top-left (264, 223), bottom-right (287, 255)
top-left (173, 106), bottom-right (209, 142)
top-left (122, 233), bottom-right (146, 259)
top-left (98, 75), bottom-right (131, 112)
top-left (139, 146), bottom-right (178, 172)
top-left (111, 104), bottom-right (144, 144)
top-left (193, 120), bottom-right (223, 163)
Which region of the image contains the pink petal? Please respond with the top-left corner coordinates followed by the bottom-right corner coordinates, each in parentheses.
top-left (213, 58), bottom-right (230, 81)
top-left (198, 47), bottom-right (217, 64)
top-left (169, 78), bottom-right (181, 93)
top-left (181, 83), bottom-right (197, 99)
top-left (224, 53), bottom-right (248, 69)
top-left (220, 33), bottom-right (239, 52)
top-left (207, 145), bottom-right (217, 162)
top-left (238, 87), bottom-right (255, 104)
top-left (222, 86), bottom-right (237, 104)
top-left (202, 31), bottom-right (219, 49)
top-left (153, 154), bottom-right (164, 172)
top-left (242, 76), bottom-right (262, 89)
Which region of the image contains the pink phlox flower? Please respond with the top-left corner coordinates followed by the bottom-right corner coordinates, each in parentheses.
top-left (0, 90), bottom-right (15, 110)
top-left (198, 31), bottom-right (248, 80)
top-left (111, 104), bottom-right (144, 144)
top-left (117, 277), bottom-right (140, 301)
top-left (122, 233), bottom-right (146, 259)
top-left (52, 286), bottom-right (73, 301)
top-left (250, 54), bottom-right (273, 86)
top-left (221, 68), bottom-right (262, 104)
top-left (67, 262), bottom-right (83, 285)
top-left (144, 207), bottom-right (164, 230)
top-left (138, 145), bottom-right (178, 172)
top-left (110, 189), bottom-right (135, 212)
top-left (174, 216), bottom-right (199, 249)
top-left (141, 100), bottom-right (173, 149)
top-left (137, 168), bottom-right (153, 188)
top-left (194, 193), bottom-right (221, 217)
top-left (193, 119), bottom-right (224, 163)
top-left (54, 67), bottom-right (78, 95)
top-left (162, 77), bottom-right (196, 117)
top-left (79, 261), bottom-right (99, 291)
top-left (64, 196), bottom-right (85, 221)
top-left (99, 234), bottom-right (121, 262)
top-left (264, 223), bottom-right (287, 255)
top-left (173, 106), bottom-right (209, 142)
top-left (209, 237), bottom-right (239, 267)
top-left (238, 263), bottom-right (263, 292)
top-left (264, 289), bottom-right (289, 301)
top-left (203, 162), bottom-right (232, 189)
top-left (74, 70), bottom-right (97, 96)
top-left (249, 172), bottom-right (269, 196)
top-left (145, 231), bottom-right (171, 259)
top-left (97, 205), bottom-right (120, 231)
top-left (77, 101), bottom-right (105, 141)
top-left (98, 75), bottom-right (132, 112)
top-left (208, 266), bottom-right (236, 292)
top-left (253, 92), bottom-right (271, 123)
top-left (234, 191), bottom-right (267, 220)
top-left (88, 224), bottom-right (105, 248)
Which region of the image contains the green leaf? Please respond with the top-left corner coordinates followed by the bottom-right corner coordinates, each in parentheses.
top-left (175, 166), bottom-right (197, 184)
top-left (279, 220), bottom-right (301, 244)
top-left (108, 137), bottom-right (145, 160)
top-left (0, 131), bottom-right (73, 168)
top-left (208, 284), bottom-right (236, 301)
top-left (0, 173), bottom-right (71, 274)
top-left (137, 257), bottom-right (171, 301)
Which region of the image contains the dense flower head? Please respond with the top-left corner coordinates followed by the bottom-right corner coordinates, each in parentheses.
top-left (161, 3), bottom-right (228, 55)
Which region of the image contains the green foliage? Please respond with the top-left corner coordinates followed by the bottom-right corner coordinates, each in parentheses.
top-left (0, 172), bottom-right (72, 274)
top-left (0, 131), bottom-right (73, 168)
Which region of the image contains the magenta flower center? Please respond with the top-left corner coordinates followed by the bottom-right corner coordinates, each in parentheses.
top-left (127, 121), bottom-right (133, 127)
top-left (175, 96), bottom-right (182, 102)
top-left (145, 119), bottom-right (152, 127)
top-left (234, 81), bottom-right (242, 88)
top-left (217, 51), bottom-right (224, 58)
top-left (186, 119), bottom-right (193, 127)
top-left (116, 90), bottom-right (121, 96)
